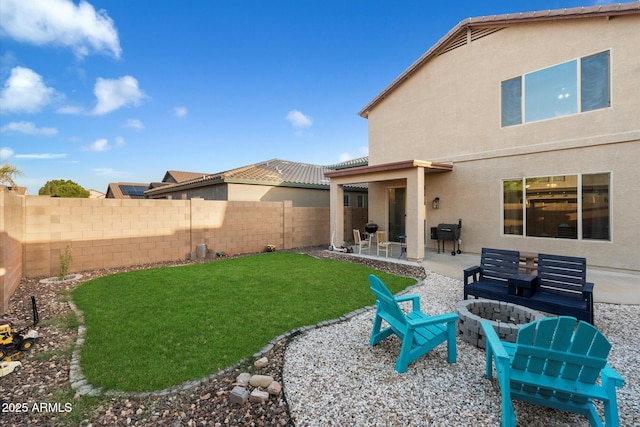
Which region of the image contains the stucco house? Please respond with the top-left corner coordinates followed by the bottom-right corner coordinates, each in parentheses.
top-left (146, 158), bottom-right (368, 207)
top-left (326, 3), bottom-right (639, 272)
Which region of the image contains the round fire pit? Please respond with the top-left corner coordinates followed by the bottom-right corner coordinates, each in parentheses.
top-left (455, 300), bottom-right (545, 349)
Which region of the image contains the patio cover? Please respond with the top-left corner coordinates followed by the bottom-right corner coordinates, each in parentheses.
top-left (325, 159), bottom-right (453, 261)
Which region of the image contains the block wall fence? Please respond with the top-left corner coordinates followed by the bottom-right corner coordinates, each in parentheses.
top-left (0, 192), bottom-right (344, 313)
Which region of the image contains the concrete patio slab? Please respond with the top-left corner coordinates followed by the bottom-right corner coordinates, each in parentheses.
top-left (345, 246), bottom-right (640, 305)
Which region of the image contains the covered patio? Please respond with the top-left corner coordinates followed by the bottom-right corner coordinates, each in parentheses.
top-left (325, 159), bottom-right (453, 262)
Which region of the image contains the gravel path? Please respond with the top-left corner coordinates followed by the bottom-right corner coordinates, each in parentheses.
top-left (1, 247), bottom-right (637, 426)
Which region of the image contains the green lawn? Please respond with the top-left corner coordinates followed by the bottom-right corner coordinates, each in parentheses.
top-left (72, 252), bottom-right (416, 391)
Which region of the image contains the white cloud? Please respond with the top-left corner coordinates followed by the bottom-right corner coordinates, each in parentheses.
top-left (83, 138), bottom-right (110, 152)
top-left (92, 76), bottom-right (146, 115)
top-left (57, 105), bottom-right (83, 115)
top-left (338, 152), bottom-right (352, 163)
top-left (115, 136), bottom-right (125, 147)
top-left (285, 110), bottom-right (313, 128)
top-left (0, 66), bottom-right (59, 113)
top-left (0, 0), bottom-right (121, 59)
top-left (0, 147), bottom-right (15, 161)
top-left (0, 121), bottom-right (57, 136)
top-left (92, 167), bottom-right (133, 178)
top-left (15, 153), bottom-right (67, 159)
top-left (174, 106), bottom-right (188, 117)
top-left (124, 118), bottom-right (144, 130)
top-left (338, 146), bottom-right (368, 163)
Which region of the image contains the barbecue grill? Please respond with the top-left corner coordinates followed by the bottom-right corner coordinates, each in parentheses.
top-left (433, 219), bottom-right (462, 255)
top-left (365, 223), bottom-right (379, 234)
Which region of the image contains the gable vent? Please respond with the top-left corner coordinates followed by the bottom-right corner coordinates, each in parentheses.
top-left (438, 32), bottom-right (468, 55)
top-left (437, 27), bottom-right (504, 56)
top-left (470, 27), bottom-right (504, 42)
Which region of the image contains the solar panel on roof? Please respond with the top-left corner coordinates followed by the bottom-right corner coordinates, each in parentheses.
top-left (119, 185), bottom-right (147, 197)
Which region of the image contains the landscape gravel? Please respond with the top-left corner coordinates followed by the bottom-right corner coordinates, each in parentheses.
top-left (0, 247), bottom-right (637, 426)
top-left (284, 268), bottom-right (640, 426)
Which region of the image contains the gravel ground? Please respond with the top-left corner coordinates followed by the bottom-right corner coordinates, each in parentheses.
top-left (1, 247), bottom-right (637, 426)
top-left (0, 247), bottom-right (424, 426)
top-left (284, 269), bottom-right (640, 427)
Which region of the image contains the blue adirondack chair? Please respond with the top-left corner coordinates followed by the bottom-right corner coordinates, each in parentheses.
top-left (368, 274), bottom-right (458, 373)
top-left (482, 316), bottom-right (624, 427)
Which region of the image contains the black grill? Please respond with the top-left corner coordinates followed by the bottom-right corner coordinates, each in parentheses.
top-left (433, 220), bottom-right (462, 255)
top-left (364, 223), bottom-right (379, 234)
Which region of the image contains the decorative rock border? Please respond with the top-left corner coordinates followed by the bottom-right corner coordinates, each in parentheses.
top-left (455, 299), bottom-right (545, 349)
top-left (39, 274), bottom-right (83, 285)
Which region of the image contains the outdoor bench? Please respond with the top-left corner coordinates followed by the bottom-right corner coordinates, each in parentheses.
top-left (463, 248), bottom-right (525, 301)
top-left (525, 253), bottom-right (594, 325)
top-left (464, 248), bottom-right (595, 325)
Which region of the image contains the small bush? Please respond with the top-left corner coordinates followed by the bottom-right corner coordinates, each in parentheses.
top-left (59, 245), bottom-right (73, 280)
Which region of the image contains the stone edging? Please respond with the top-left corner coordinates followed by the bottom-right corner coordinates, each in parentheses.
top-left (39, 274), bottom-right (84, 285)
top-left (455, 299), bottom-right (545, 349)
top-left (68, 278), bottom-right (424, 397)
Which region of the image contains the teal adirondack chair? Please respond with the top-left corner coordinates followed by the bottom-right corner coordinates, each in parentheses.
top-left (368, 274), bottom-right (458, 373)
top-left (482, 316), bottom-right (624, 427)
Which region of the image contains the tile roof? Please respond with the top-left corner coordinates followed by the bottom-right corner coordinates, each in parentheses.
top-left (163, 170), bottom-right (209, 184)
top-left (359, 2), bottom-right (640, 118)
top-left (326, 156), bottom-right (369, 170)
top-left (145, 159), bottom-right (369, 196)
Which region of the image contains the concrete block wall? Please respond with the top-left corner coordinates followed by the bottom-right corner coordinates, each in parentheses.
top-left (0, 194), bottom-right (336, 312)
top-left (0, 190), bottom-right (25, 313)
top-left (291, 206), bottom-right (330, 249)
top-left (22, 197), bottom-right (193, 278)
top-left (19, 197), bottom-right (333, 278)
top-left (193, 199), bottom-right (290, 255)
top-left (344, 207), bottom-right (368, 243)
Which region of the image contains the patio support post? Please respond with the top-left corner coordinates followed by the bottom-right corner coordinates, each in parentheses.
top-left (406, 166), bottom-right (425, 261)
top-left (330, 181), bottom-right (344, 248)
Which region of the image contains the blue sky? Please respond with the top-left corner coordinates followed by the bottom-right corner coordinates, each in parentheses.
top-left (0, 0), bottom-right (626, 194)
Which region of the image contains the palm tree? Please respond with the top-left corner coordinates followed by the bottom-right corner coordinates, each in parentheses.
top-left (0, 164), bottom-right (23, 190)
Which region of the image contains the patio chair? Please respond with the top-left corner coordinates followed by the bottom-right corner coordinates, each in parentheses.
top-left (368, 274), bottom-right (458, 373)
top-left (376, 230), bottom-right (393, 257)
top-left (353, 229), bottom-right (370, 254)
top-left (482, 316), bottom-right (624, 427)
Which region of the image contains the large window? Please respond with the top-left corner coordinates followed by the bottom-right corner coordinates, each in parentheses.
top-left (503, 173), bottom-right (610, 240)
top-left (501, 51), bottom-right (610, 127)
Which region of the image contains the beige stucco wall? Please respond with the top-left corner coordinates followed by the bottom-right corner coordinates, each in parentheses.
top-left (368, 15), bottom-right (640, 164)
top-left (364, 14), bottom-right (640, 271)
top-left (423, 141), bottom-right (639, 270)
top-left (227, 183), bottom-right (330, 207)
top-left (150, 181), bottom-right (364, 209)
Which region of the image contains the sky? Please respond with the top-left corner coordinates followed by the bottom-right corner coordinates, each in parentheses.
top-left (0, 0), bottom-right (629, 195)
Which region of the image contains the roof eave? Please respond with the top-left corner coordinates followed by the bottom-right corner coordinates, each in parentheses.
top-left (324, 159), bottom-right (453, 178)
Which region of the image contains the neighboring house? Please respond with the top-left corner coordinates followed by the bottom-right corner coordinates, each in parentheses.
top-left (106, 182), bottom-right (151, 199)
top-left (158, 170), bottom-right (209, 185)
top-left (0, 185), bottom-right (27, 195)
top-left (145, 158), bottom-right (368, 208)
top-left (88, 189), bottom-right (106, 199)
top-left (106, 171), bottom-right (207, 199)
top-left (326, 3), bottom-right (639, 271)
